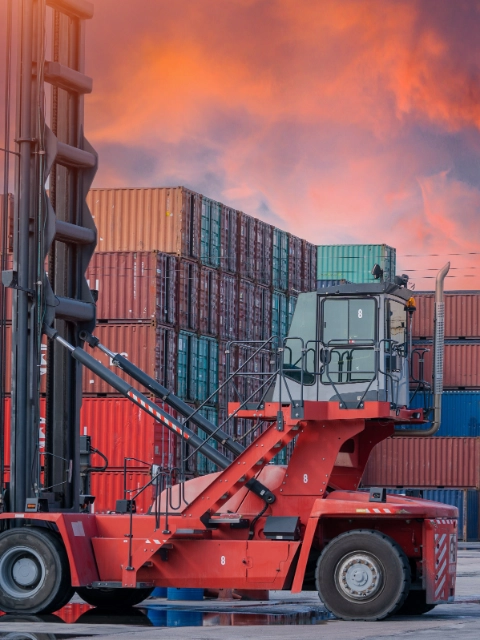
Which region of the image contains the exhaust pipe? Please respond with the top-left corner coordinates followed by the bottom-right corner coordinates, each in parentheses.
top-left (396, 262), bottom-right (450, 436)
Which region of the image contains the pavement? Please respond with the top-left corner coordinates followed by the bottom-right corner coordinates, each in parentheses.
top-left (2, 547), bottom-right (480, 639)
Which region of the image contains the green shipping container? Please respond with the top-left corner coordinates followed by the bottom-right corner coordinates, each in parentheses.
top-left (271, 291), bottom-right (288, 339)
top-left (178, 333), bottom-right (218, 404)
top-left (272, 229), bottom-right (289, 291)
top-left (316, 244), bottom-right (396, 284)
top-left (200, 197), bottom-right (221, 268)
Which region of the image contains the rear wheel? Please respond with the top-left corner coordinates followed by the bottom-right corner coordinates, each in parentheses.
top-left (395, 589), bottom-right (436, 615)
top-left (76, 586), bottom-right (154, 608)
top-left (0, 528), bottom-right (72, 615)
top-left (316, 530), bottom-right (411, 621)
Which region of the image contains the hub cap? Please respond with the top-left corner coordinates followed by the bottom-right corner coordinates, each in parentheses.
top-left (335, 553), bottom-right (383, 601)
top-left (0, 547), bottom-right (46, 599)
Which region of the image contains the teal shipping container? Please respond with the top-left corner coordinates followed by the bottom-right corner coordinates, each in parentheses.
top-left (177, 332), bottom-right (218, 404)
top-left (316, 244), bottom-right (396, 284)
top-left (272, 229), bottom-right (289, 291)
top-left (408, 391), bottom-right (480, 437)
top-left (271, 291), bottom-right (288, 339)
top-left (288, 295), bottom-right (297, 330)
top-left (200, 197), bottom-right (221, 268)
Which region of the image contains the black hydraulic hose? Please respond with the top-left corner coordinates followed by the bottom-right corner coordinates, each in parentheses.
top-left (43, 326), bottom-right (231, 470)
top-left (81, 332), bottom-right (244, 457)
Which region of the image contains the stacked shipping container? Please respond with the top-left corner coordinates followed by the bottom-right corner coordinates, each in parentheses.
top-left (363, 290), bottom-right (480, 537)
top-left (80, 186), bottom-right (316, 485)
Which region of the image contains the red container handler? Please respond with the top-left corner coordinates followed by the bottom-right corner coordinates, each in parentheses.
top-left (90, 470), bottom-right (153, 513)
top-left (3, 326), bottom-right (47, 393)
top-left (362, 436), bottom-right (480, 489)
top-left (86, 251), bottom-right (178, 324)
top-left (411, 341), bottom-right (480, 389)
top-left (412, 292), bottom-right (480, 339)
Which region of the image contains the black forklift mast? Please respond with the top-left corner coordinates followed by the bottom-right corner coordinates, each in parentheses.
top-left (5, 0), bottom-right (97, 512)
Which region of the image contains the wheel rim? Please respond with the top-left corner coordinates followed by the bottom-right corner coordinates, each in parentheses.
top-left (335, 552), bottom-right (383, 601)
top-left (0, 546), bottom-right (46, 599)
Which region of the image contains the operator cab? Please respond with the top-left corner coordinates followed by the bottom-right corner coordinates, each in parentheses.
top-left (274, 281), bottom-right (415, 409)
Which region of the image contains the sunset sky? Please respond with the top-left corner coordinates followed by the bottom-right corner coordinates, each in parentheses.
top-left (3, 0), bottom-right (480, 289)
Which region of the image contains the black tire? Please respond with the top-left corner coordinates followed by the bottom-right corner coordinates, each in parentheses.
top-left (76, 586), bottom-right (154, 608)
top-left (76, 607), bottom-right (153, 626)
top-left (316, 530), bottom-right (411, 621)
top-left (0, 528), bottom-right (72, 615)
top-left (395, 589), bottom-right (436, 615)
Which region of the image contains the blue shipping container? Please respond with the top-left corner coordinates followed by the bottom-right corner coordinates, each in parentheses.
top-left (272, 291), bottom-right (288, 339)
top-left (198, 407), bottom-right (219, 475)
top-left (272, 229), bottom-right (289, 291)
top-left (408, 391), bottom-right (480, 437)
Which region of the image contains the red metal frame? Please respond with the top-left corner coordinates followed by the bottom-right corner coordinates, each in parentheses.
top-left (0, 401), bottom-right (457, 603)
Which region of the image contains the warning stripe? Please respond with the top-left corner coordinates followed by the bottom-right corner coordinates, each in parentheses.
top-left (127, 391), bottom-right (190, 439)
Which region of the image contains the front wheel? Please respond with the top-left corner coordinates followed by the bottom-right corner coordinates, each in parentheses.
top-left (0, 528), bottom-right (72, 614)
top-left (316, 530), bottom-right (411, 621)
top-left (76, 586), bottom-right (154, 608)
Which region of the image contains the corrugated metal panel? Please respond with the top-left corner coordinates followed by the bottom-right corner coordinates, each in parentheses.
top-left (220, 206), bottom-right (238, 273)
top-left (238, 279), bottom-right (256, 341)
top-left (272, 229), bottom-right (289, 291)
top-left (155, 325), bottom-right (177, 391)
top-left (177, 331), bottom-right (196, 402)
top-left (316, 244), bottom-right (396, 283)
top-left (82, 324), bottom-right (157, 394)
top-left (288, 234), bottom-right (303, 293)
top-left (408, 391), bottom-right (480, 437)
top-left (412, 293), bottom-right (480, 339)
top-left (302, 241), bottom-right (317, 292)
top-left (177, 259), bottom-right (199, 332)
top-left (218, 273), bottom-right (238, 340)
top-left (256, 221), bottom-right (273, 287)
top-left (411, 341), bottom-right (480, 388)
top-left (218, 340), bottom-right (239, 410)
top-left (87, 187), bottom-right (201, 256)
top-left (317, 279), bottom-right (350, 288)
top-left (362, 437), bottom-right (480, 488)
top-left (90, 471), bottom-right (152, 513)
top-left (237, 212), bottom-right (256, 280)
top-left (259, 286), bottom-right (272, 341)
top-left (198, 266), bottom-right (219, 336)
top-left (271, 290), bottom-right (288, 338)
top-left (200, 197), bottom-right (221, 268)
top-left (86, 251), bottom-right (178, 323)
top-left (197, 336), bottom-right (219, 404)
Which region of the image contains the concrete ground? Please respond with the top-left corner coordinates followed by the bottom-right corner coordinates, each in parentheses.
top-left (2, 545), bottom-right (480, 639)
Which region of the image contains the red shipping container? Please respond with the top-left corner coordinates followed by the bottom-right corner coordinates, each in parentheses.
top-left (218, 272), bottom-right (238, 340)
top-left (411, 342), bottom-right (480, 388)
top-left (255, 220), bottom-right (273, 288)
top-left (237, 211), bottom-right (256, 281)
top-left (177, 258), bottom-right (199, 332)
top-left (90, 470), bottom-right (153, 513)
top-left (199, 266), bottom-right (219, 336)
top-left (82, 323), bottom-right (177, 394)
top-left (238, 279), bottom-right (256, 341)
top-left (221, 205), bottom-right (238, 273)
top-left (3, 397), bottom-right (177, 470)
top-left (412, 292), bottom-right (480, 339)
top-left (288, 234), bottom-right (303, 293)
top-left (86, 251), bottom-right (178, 324)
top-left (362, 437), bottom-right (480, 489)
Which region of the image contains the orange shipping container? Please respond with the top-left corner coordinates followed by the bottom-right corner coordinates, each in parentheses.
top-left (412, 292), bottom-right (480, 339)
top-left (411, 342), bottom-right (480, 388)
top-left (87, 187), bottom-right (201, 256)
top-left (362, 437), bottom-right (480, 488)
